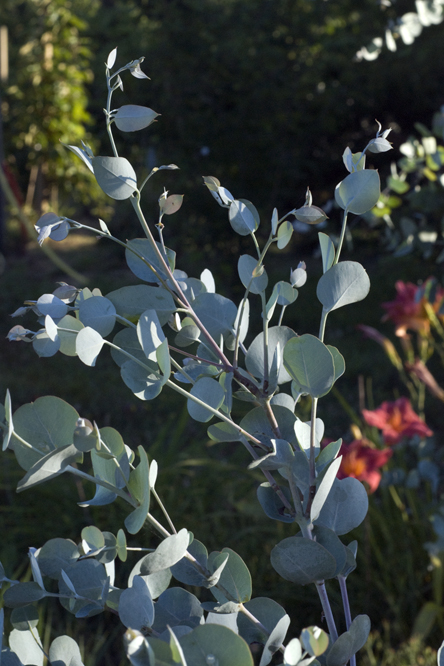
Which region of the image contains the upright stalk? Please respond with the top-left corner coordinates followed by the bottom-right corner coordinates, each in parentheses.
top-left (334, 210), bottom-right (348, 265)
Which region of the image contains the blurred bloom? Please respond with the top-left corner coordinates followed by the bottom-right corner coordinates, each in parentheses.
top-left (405, 359), bottom-right (444, 402)
top-left (382, 279), bottom-right (444, 338)
top-left (357, 324), bottom-right (403, 370)
top-left (337, 438), bottom-right (392, 493)
top-left (362, 397), bottom-right (433, 445)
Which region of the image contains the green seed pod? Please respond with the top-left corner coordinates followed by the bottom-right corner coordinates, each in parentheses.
top-left (293, 205), bottom-right (328, 225)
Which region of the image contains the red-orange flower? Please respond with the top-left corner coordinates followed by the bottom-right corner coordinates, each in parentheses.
top-left (337, 439), bottom-right (392, 493)
top-left (362, 397), bottom-right (433, 445)
top-left (382, 279), bottom-right (444, 338)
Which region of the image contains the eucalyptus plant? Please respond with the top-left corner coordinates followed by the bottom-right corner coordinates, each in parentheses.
top-left (1, 48), bottom-right (437, 666)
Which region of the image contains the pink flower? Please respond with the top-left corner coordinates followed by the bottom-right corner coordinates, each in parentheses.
top-left (362, 397), bottom-right (433, 445)
top-left (405, 359), bottom-right (444, 402)
top-left (337, 439), bottom-right (392, 493)
top-left (382, 279), bottom-right (444, 338)
top-left (357, 324), bottom-right (403, 370)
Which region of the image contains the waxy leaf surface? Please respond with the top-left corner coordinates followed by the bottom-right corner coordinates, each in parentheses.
top-left (246, 326), bottom-right (297, 385)
top-left (318, 232), bottom-right (336, 272)
top-left (114, 105), bottom-right (159, 132)
top-left (192, 293), bottom-right (237, 340)
top-left (92, 156), bottom-right (137, 200)
top-left (16, 444), bottom-right (82, 492)
top-left (140, 529), bottom-right (190, 574)
top-left (125, 446), bottom-right (150, 534)
top-left (334, 169), bottom-right (380, 214)
top-left (9, 628), bottom-right (44, 666)
top-left (125, 239), bottom-right (175, 284)
top-left (317, 261), bottom-right (370, 313)
top-left (229, 199), bottom-right (259, 235)
top-left (283, 335), bottom-right (335, 397)
top-left (314, 477), bottom-right (369, 535)
top-left (49, 636), bottom-right (84, 666)
top-left (238, 255), bottom-right (268, 294)
top-left (209, 548), bottom-right (252, 604)
top-left (118, 575), bottom-right (155, 630)
top-left (187, 377), bottom-right (225, 423)
top-left (271, 536), bottom-right (337, 584)
top-left (180, 624), bottom-right (254, 666)
top-left (78, 296), bottom-right (116, 337)
top-left (76, 327), bottom-right (104, 366)
top-left (11, 396), bottom-right (79, 471)
top-left (152, 587), bottom-right (203, 634)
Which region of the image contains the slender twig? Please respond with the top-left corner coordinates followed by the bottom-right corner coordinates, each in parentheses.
top-left (165, 379), bottom-right (269, 451)
top-left (338, 575), bottom-right (356, 666)
top-left (240, 436), bottom-right (295, 516)
top-left (168, 345), bottom-right (225, 369)
top-left (316, 581), bottom-right (338, 642)
top-left (263, 400), bottom-right (282, 439)
top-left (105, 68), bottom-right (119, 158)
top-left (338, 575), bottom-right (352, 630)
top-left (334, 210), bottom-right (348, 265)
top-left (151, 488), bottom-right (178, 534)
top-left (65, 465), bottom-right (137, 506)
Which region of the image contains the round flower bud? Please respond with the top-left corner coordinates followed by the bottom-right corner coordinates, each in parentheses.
top-left (290, 266), bottom-right (307, 288)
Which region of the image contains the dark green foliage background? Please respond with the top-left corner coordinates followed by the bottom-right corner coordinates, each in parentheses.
top-left (1, 0), bottom-right (444, 663)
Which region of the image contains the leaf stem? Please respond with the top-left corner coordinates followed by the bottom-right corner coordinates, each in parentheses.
top-left (287, 468), bottom-right (304, 520)
top-left (9, 431), bottom-right (43, 455)
top-left (105, 68), bottom-right (119, 158)
top-left (318, 310), bottom-right (328, 343)
top-left (240, 436), bottom-right (295, 516)
top-left (151, 487), bottom-right (177, 534)
top-left (238, 604), bottom-right (285, 654)
top-left (143, 512), bottom-right (171, 539)
top-left (338, 575), bottom-right (356, 666)
top-left (65, 465), bottom-right (137, 506)
top-left (68, 219), bottom-right (176, 299)
top-left (316, 581), bottom-right (338, 642)
top-left (129, 196), bottom-right (237, 370)
top-left (169, 356), bottom-right (195, 384)
top-left (168, 345), bottom-right (225, 369)
top-left (334, 210), bottom-right (348, 265)
top-left (338, 574), bottom-right (352, 630)
top-left (103, 340), bottom-right (157, 373)
top-left (263, 400), bottom-right (282, 439)
top-left (96, 435), bottom-right (131, 490)
top-left (165, 379), bottom-right (268, 450)
top-left (261, 291), bottom-right (270, 391)
top-left (278, 304), bottom-right (286, 327)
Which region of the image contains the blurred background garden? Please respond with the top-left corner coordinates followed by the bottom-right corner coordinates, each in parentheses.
top-left (2, 0), bottom-right (444, 664)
